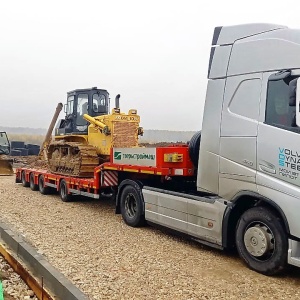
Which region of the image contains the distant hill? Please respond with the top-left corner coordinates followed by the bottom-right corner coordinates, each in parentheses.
top-left (0, 126), bottom-right (47, 135)
top-left (140, 129), bottom-right (197, 143)
top-left (0, 126), bottom-right (197, 144)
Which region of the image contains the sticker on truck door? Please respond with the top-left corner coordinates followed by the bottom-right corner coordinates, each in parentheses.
top-left (278, 147), bottom-right (300, 180)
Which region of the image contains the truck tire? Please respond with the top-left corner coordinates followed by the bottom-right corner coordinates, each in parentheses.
top-left (235, 206), bottom-right (287, 275)
top-left (38, 175), bottom-right (50, 195)
top-left (59, 179), bottom-right (72, 202)
top-left (21, 171), bottom-right (29, 187)
top-left (120, 184), bottom-right (145, 227)
top-left (188, 131), bottom-right (201, 168)
top-left (29, 173), bottom-right (38, 191)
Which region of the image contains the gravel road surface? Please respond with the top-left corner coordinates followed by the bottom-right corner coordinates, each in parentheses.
top-left (1, 175), bottom-right (300, 299)
top-left (0, 254), bottom-right (37, 300)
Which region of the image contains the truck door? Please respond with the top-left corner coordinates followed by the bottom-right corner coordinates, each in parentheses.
top-left (219, 74), bottom-right (262, 199)
top-left (257, 71), bottom-right (300, 194)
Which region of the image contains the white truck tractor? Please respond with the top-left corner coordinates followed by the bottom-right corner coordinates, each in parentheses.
top-left (142, 23), bottom-right (300, 275)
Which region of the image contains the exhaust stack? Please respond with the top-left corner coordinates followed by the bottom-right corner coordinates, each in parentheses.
top-left (115, 94), bottom-right (120, 109)
top-left (40, 102), bottom-right (63, 160)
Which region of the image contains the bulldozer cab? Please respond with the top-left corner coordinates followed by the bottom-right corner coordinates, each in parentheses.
top-left (55, 87), bottom-right (109, 135)
top-left (0, 131), bottom-right (10, 155)
top-left (0, 131), bottom-right (13, 176)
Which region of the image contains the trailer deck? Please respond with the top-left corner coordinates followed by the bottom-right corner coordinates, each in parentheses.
top-left (16, 145), bottom-right (195, 200)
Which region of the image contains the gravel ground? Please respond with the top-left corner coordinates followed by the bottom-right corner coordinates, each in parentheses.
top-left (1, 175), bottom-right (300, 299)
top-left (0, 255), bottom-right (37, 300)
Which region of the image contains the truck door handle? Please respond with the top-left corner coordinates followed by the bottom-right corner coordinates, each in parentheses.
top-left (259, 163), bottom-right (276, 174)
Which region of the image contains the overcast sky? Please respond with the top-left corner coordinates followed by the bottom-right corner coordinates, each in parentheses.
top-left (0, 0), bottom-right (299, 131)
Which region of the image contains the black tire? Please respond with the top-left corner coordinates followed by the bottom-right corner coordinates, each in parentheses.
top-left (59, 179), bottom-right (72, 202)
top-left (235, 206), bottom-right (287, 275)
top-left (21, 171), bottom-right (29, 187)
top-left (120, 184), bottom-right (145, 227)
top-left (29, 173), bottom-right (38, 191)
top-left (188, 131), bottom-right (201, 168)
top-left (38, 175), bottom-right (50, 195)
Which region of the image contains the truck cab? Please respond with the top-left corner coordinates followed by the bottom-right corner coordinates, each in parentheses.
top-left (142, 24), bottom-right (300, 275)
top-left (195, 23), bottom-right (300, 273)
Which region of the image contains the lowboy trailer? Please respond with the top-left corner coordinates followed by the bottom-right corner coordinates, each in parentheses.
top-left (16, 144), bottom-right (194, 204)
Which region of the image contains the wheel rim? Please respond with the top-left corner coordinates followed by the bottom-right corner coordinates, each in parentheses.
top-left (125, 193), bottom-right (137, 218)
top-left (244, 222), bottom-right (275, 260)
top-left (30, 174), bottom-right (34, 187)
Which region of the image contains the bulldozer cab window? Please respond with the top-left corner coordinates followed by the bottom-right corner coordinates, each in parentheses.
top-left (76, 93), bottom-right (89, 130)
top-left (0, 133), bottom-right (9, 155)
top-left (92, 93), bottom-right (106, 114)
top-left (66, 96), bottom-right (74, 115)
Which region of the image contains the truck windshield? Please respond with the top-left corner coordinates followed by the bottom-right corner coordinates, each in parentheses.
top-left (0, 132), bottom-right (9, 155)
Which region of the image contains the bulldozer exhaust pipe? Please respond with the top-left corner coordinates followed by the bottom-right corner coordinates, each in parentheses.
top-left (40, 103), bottom-right (63, 160)
top-left (115, 94), bottom-right (120, 109)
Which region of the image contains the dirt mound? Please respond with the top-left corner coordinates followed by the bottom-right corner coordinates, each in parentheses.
top-left (12, 155), bottom-right (49, 170)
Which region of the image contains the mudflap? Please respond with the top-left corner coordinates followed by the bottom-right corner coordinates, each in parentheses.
top-left (0, 159), bottom-right (14, 176)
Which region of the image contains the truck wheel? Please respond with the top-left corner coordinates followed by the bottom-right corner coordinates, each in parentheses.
top-left (29, 173), bottom-right (38, 191)
top-left (59, 179), bottom-right (72, 202)
top-left (235, 206), bottom-right (287, 275)
top-left (120, 185), bottom-right (145, 227)
top-left (38, 175), bottom-right (49, 195)
top-left (21, 171), bottom-right (29, 187)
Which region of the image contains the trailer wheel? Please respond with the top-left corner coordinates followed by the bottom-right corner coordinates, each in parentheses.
top-left (38, 175), bottom-right (49, 195)
top-left (120, 185), bottom-right (145, 227)
top-left (21, 171), bottom-right (29, 187)
top-left (29, 173), bottom-right (38, 191)
top-left (235, 206), bottom-right (287, 275)
top-left (59, 179), bottom-right (72, 202)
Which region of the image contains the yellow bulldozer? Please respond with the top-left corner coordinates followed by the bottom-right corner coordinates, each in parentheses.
top-left (40, 87), bottom-right (143, 177)
top-left (0, 131), bottom-right (14, 175)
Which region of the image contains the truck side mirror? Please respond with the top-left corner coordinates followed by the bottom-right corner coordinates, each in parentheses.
top-left (64, 104), bottom-right (67, 113)
top-left (289, 78), bottom-right (297, 106)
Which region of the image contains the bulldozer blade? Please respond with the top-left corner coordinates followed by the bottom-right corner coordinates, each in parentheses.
top-left (0, 159), bottom-right (14, 176)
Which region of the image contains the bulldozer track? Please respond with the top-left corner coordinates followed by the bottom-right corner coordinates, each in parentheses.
top-left (47, 141), bottom-right (99, 177)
